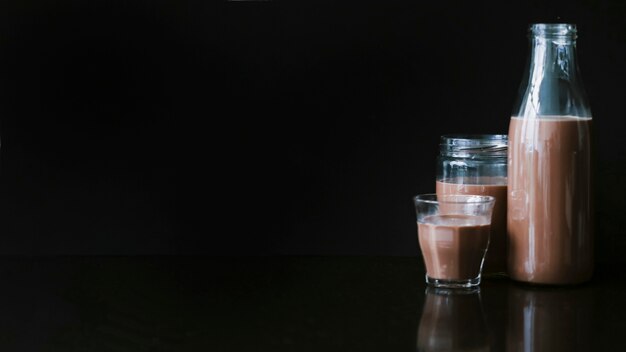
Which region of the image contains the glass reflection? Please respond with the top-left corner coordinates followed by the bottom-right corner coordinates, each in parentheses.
top-left (417, 287), bottom-right (490, 351)
top-left (506, 284), bottom-right (593, 351)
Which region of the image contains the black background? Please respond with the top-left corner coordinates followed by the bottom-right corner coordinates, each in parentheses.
top-left (0, 0), bottom-right (625, 262)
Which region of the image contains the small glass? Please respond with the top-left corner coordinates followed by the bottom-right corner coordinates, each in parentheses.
top-left (413, 194), bottom-right (495, 288)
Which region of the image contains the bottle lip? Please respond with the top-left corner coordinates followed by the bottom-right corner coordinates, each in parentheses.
top-left (528, 23), bottom-right (577, 39)
top-left (440, 134), bottom-right (508, 158)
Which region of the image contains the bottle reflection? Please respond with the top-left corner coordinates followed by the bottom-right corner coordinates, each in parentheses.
top-left (506, 284), bottom-right (593, 351)
top-left (417, 287), bottom-right (490, 352)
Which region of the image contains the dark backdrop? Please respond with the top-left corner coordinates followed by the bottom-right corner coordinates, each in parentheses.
top-left (0, 0), bottom-right (624, 261)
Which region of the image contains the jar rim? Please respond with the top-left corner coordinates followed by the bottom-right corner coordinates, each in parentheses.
top-left (440, 134), bottom-right (507, 158)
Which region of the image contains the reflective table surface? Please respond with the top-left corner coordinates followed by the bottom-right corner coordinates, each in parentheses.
top-left (2, 256), bottom-right (624, 351)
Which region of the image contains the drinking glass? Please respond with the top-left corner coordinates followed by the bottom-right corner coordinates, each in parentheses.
top-left (413, 194), bottom-right (495, 288)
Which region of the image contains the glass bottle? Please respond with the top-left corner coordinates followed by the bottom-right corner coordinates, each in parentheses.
top-left (508, 23), bottom-right (593, 284)
top-left (436, 135), bottom-right (508, 275)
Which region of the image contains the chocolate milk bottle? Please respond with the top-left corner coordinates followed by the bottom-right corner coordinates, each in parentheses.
top-left (508, 24), bottom-right (593, 284)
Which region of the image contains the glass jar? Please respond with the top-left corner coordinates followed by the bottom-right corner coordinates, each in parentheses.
top-left (436, 134), bottom-right (508, 275)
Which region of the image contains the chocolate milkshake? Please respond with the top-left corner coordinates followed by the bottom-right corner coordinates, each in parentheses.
top-left (418, 215), bottom-right (491, 282)
top-left (508, 116), bottom-right (593, 284)
top-left (437, 177), bottom-right (507, 274)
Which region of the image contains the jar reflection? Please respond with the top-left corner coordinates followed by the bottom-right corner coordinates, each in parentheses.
top-left (506, 284), bottom-right (593, 351)
top-left (417, 287), bottom-right (490, 352)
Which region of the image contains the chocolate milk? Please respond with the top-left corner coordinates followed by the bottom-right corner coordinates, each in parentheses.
top-left (436, 177), bottom-right (507, 274)
top-left (418, 215), bottom-right (490, 280)
top-left (508, 116), bottom-right (593, 284)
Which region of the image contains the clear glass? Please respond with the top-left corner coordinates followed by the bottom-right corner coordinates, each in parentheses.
top-left (418, 287), bottom-right (489, 352)
top-left (436, 135), bottom-right (508, 275)
top-left (413, 194), bottom-right (495, 289)
top-left (512, 23), bottom-right (591, 118)
top-left (437, 134), bottom-right (508, 182)
top-left (508, 23), bottom-right (593, 284)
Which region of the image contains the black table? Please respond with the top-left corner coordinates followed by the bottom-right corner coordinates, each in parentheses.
top-left (2, 256), bottom-right (624, 351)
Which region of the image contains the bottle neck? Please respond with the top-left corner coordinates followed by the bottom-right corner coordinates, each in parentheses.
top-left (513, 24), bottom-right (591, 119)
top-left (528, 36), bottom-right (578, 83)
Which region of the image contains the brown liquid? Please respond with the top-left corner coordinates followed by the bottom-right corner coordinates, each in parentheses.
top-left (418, 215), bottom-right (490, 281)
top-left (508, 116), bottom-right (593, 284)
top-left (436, 178), bottom-right (507, 274)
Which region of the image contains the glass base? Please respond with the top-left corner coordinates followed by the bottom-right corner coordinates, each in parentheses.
top-left (426, 274), bottom-right (481, 289)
